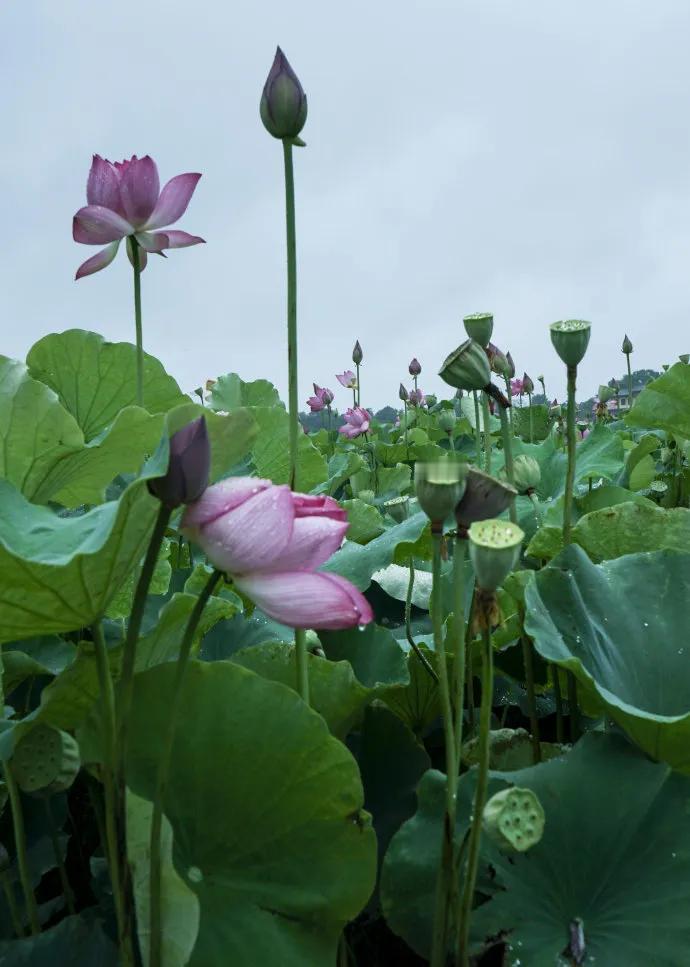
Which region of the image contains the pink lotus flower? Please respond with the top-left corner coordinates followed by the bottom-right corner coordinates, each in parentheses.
top-left (73, 154), bottom-right (204, 279)
top-left (307, 384), bottom-right (334, 412)
top-left (182, 479), bottom-right (373, 629)
top-left (409, 388), bottom-right (426, 407)
top-left (339, 406), bottom-right (371, 439)
top-left (510, 378), bottom-right (525, 397)
top-left (336, 370), bottom-right (357, 389)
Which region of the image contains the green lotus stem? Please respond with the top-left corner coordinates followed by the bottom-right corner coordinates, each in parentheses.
top-left (466, 590), bottom-right (477, 729)
top-left (528, 392), bottom-right (534, 444)
top-left (482, 393), bottom-right (492, 473)
top-left (503, 376), bottom-right (513, 428)
top-left (92, 622), bottom-right (134, 965)
top-left (2, 762), bottom-right (39, 936)
top-left (626, 352), bottom-right (633, 413)
top-left (430, 529), bottom-right (458, 967)
top-left (563, 365), bottom-right (578, 545)
top-left (355, 362), bottom-right (361, 407)
top-left (553, 665), bottom-right (565, 744)
top-left (149, 568), bottom-right (222, 967)
top-left (567, 671), bottom-right (580, 742)
top-left (1, 869), bottom-right (23, 938)
top-left (457, 620), bottom-right (494, 966)
top-left (403, 401), bottom-right (409, 458)
top-left (131, 237), bottom-right (144, 408)
top-left (528, 491), bottom-right (541, 528)
top-left (521, 635), bottom-right (541, 763)
top-left (405, 560), bottom-right (439, 684)
top-left (452, 537), bottom-right (467, 772)
top-left (472, 391), bottom-right (482, 465)
top-left (282, 138), bottom-right (299, 492)
top-left (294, 628), bottom-right (310, 704)
top-left (45, 797), bottom-right (76, 916)
top-left (498, 405), bottom-right (518, 525)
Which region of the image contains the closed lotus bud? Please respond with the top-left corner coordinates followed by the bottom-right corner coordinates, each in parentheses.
top-left (416, 460), bottom-right (468, 527)
top-left (384, 495), bottom-right (409, 522)
top-left (455, 468), bottom-right (517, 534)
top-left (550, 320), bottom-right (591, 367)
top-left (463, 312), bottom-right (494, 348)
top-left (322, 387), bottom-right (334, 405)
top-left (468, 518), bottom-right (524, 592)
top-left (482, 786), bottom-right (545, 853)
top-left (352, 340), bottom-right (363, 365)
top-left (598, 384), bottom-right (615, 403)
top-left (489, 345), bottom-right (510, 378)
top-left (511, 455), bottom-right (541, 495)
top-left (522, 372), bottom-right (534, 395)
top-left (437, 410), bottom-right (456, 435)
top-left (621, 334), bottom-right (633, 355)
top-left (399, 383), bottom-right (409, 402)
top-left (679, 354), bottom-right (690, 365)
top-left (260, 47), bottom-right (308, 140)
top-left (409, 357), bottom-right (422, 376)
top-left (425, 393), bottom-right (438, 408)
top-left (12, 725), bottom-right (81, 797)
top-left (505, 351), bottom-right (516, 379)
top-left (148, 417), bottom-right (211, 509)
top-left (439, 339), bottom-right (491, 391)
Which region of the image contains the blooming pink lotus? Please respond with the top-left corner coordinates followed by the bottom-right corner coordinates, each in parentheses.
top-left (182, 479), bottom-right (372, 629)
top-left (307, 384), bottom-right (334, 412)
top-left (336, 370), bottom-right (357, 389)
top-left (510, 378), bottom-right (525, 397)
top-left (409, 388), bottom-right (426, 407)
top-left (73, 154), bottom-right (204, 279)
top-left (339, 406), bottom-right (371, 439)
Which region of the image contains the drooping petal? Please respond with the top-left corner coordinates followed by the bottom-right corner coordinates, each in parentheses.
top-left (75, 240), bottom-right (121, 280)
top-left (182, 477), bottom-right (273, 528)
top-left (264, 517), bottom-right (348, 571)
top-left (119, 155), bottom-right (160, 228)
top-left (86, 155), bottom-right (124, 213)
top-left (145, 173), bottom-right (202, 229)
top-left (73, 205), bottom-right (133, 244)
top-left (233, 570), bottom-right (373, 629)
top-left (188, 484), bottom-right (294, 573)
top-left (162, 230), bottom-right (205, 248)
top-left (135, 231), bottom-right (169, 253)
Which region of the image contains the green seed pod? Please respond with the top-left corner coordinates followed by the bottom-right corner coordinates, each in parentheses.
top-left (463, 312), bottom-right (494, 348)
top-left (11, 725), bottom-right (80, 797)
top-left (550, 402), bottom-right (562, 418)
top-left (482, 786), bottom-right (545, 853)
top-left (416, 460), bottom-right (468, 526)
top-left (439, 339), bottom-right (491, 392)
top-left (455, 468), bottom-right (517, 532)
top-left (437, 410), bottom-right (456, 435)
top-left (511, 454), bottom-right (541, 495)
top-left (598, 384), bottom-right (615, 403)
top-left (468, 518), bottom-right (524, 592)
top-left (550, 320), bottom-right (591, 367)
top-left (622, 334), bottom-right (633, 354)
top-left (383, 495), bottom-right (409, 522)
top-left (425, 394), bottom-right (438, 408)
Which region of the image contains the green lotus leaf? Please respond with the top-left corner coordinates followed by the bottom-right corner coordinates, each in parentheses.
top-left (321, 512), bottom-right (427, 590)
top-left (626, 361), bottom-right (690, 438)
top-left (511, 403), bottom-right (552, 442)
top-left (513, 424), bottom-right (625, 500)
top-left (250, 406), bottom-right (327, 492)
top-left (208, 373), bottom-right (281, 411)
top-left (319, 623), bottom-right (409, 690)
top-left (340, 499), bottom-right (385, 544)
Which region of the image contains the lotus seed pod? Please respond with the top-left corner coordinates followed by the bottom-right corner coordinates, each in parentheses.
top-left (437, 410), bottom-right (456, 435)
top-left (416, 460), bottom-right (468, 526)
top-left (482, 786), bottom-right (545, 853)
top-left (511, 455), bottom-right (541, 495)
top-left (439, 339), bottom-right (491, 392)
top-left (11, 725), bottom-right (80, 797)
top-left (455, 468), bottom-right (517, 533)
top-left (463, 312), bottom-right (494, 348)
top-left (621, 334), bottom-right (633, 354)
top-left (384, 495), bottom-right (409, 522)
top-left (352, 340), bottom-right (363, 365)
top-left (598, 384), bottom-right (615, 403)
top-left (549, 320), bottom-right (591, 368)
top-left (468, 519), bottom-right (524, 592)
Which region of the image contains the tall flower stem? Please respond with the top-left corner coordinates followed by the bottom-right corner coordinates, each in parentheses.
top-left (2, 761), bottom-right (39, 935)
top-left (430, 528), bottom-right (458, 967)
top-left (562, 365), bottom-right (578, 545)
top-left (521, 633), bottom-right (541, 763)
top-left (355, 363), bottom-right (361, 407)
top-left (498, 405), bottom-right (518, 525)
top-left (452, 537), bottom-right (467, 772)
top-left (131, 237), bottom-right (144, 408)
top-left (149, 569), bottom-right (222, 967)
top-left (528, 392), bottom-right (534, 443)
top-left (403, 401), bottom-right (409, 458)
top-left (503, 377), bottom-right (513, 428)
top-left (472, 391), bottom-right (482, 465)
top-left (626, 353), bottom-right (633, 413)
top-left (405, 560), bottom-right (439, 684)
top-left (457, 619), bottom-right (494, 967)
top-left (481, 393), bottom-right (492, 473)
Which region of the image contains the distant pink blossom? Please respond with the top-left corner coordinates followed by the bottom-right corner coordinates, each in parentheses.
top-left (307, 384), bottom-right (334, 412)
top-left (73, 154), bottom-right (204, 279)
top-left (510, 378), bottom-right (525, 397)
top-left (336, 370), bottom-right (357, 389)
top-left (182, 479), bottom-right (372, 629)
top-left (409, 388), bottom-right (426, 407)
top-left (339, 406), bottom-right (371, 439)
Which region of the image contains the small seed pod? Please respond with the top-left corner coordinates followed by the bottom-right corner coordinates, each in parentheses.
top-left (550, 320), bottom-right (591, 367)
top-left (11, 725), bottom-right (80, 797)
top-left (468, 518), bottom-right (524, 593)
top-left (511, 455), bottom-right (541, 495)
top-left (439, 339), bottom-right (491, 392)
top-left (463, 312), bottom-right (494, 348)
top-left (416, 460), bottom-right (468, 529)
top-left (437, 410), bottom-right (456, 435)
top-left (384, 495), bottom-right (409, 522)
top-left (598, 384), bottom-right (615, 403)
top-left (455, 468), bottom-right (517, 536)
top-left (483, 786), bottom-right (545, 853)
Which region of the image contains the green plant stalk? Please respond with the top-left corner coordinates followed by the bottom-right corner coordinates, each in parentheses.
top-left (429, 530), bottom-right (458, 967)
top-left (626, 352), bottom-right (633, 414)
top-left (466, 589), bottom-right (477, 729)
top-left (149, 568), bottom-right (222, 967)
top-left (405, 560), bottom-right (439, 684)
top-left (294, 628), bottom-right (310, 704)
top-left (1, 871), bottom-right (23, 938)
top-left (457, 621), bottom-right (494, 967)
top-left (528, 392), bottom-right (534, 444)
top-left (403, 401), bottom-right (409, 458)
top-left (563, 364), bottom-right (578, 545)
top-left (452, 537), bottom-right (467, 773)
top-left (2, 762), bottom-right (39, 935)
top-left (131, 237), bottom-right (144, 408)
top-left (498, 405), bottom-right (518, 525)
top-left (282, 138), bottom-right (299, 492)
top-left (482, 393), bottom-right (492, 473)
top-left (521, 635), bottom-right (541, 763)
top-left (553, 665), bottom-right (565, 744)
top-left (355, 362), bottom-right (361, 407)
top-left (472, 391), bottom-right (482, 465)
top-left (503, 376), bottom-right (513, 428)
top-left (567, 671), bottom-right (580, 742)
top-left (45, 797), bottom-right (76, 916)
top-left (92, 622), bottom-right (134, 965)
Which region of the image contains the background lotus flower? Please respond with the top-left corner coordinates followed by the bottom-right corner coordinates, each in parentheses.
top-left (307, 393), bottom-right (325, 413)
top-left (182, 478), bottom-right (371, 629)
top-left (510, 378), bottom-right (525, 397)
top-left (409, 388), bottom-right (426, 407)
top-left (306, 384), bottom-right (334, 412)
top-left (408, 357), bottom-right (422, 377)
top-left (339, 406), bottom-right (371, 439)
top-left (336, 370), bottom-right (357, 389)
top-left (73, 154), bottom-right (204, 279)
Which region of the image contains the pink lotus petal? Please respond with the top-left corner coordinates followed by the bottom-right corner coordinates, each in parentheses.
top-left (126, 238), bottom-right (148, 272)
top-left (75, 241), bottom-right (121, 280)
top-left (292, 493), bottom-right (347, 521)
top-left (73, 205), bottom-right (133, 244)
top-left (182, 477), bottom-right (273, 528)
top-left (119, 155), bottom-right (160, 227)
top-left (265, 517), bottom-right (348, 571)
top-left (188, 485), bottom-right (294, 573)
top-left (233, 570), bottom-right (373, 629)
top-left (145, 173), bottom-right (202, 230)
top-left (135, 231), bottom-right (170, 253)
top-left (86, 155), bottom-right (124, 214)
top-left (307, 395), bottom-right (324, 412)
top-left (162, 230), bottom-right (205, 248)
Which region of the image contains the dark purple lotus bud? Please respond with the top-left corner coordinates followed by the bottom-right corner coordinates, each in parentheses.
top-left (505, 351), bottom-right (516, 379)
top-left (148, 416), bottom-right (210, 509)
top-left (522, 372), bottom-right (535, 395)
top-left (260, 47), bottom-right (308, 140)
top-left (408, 357), bottom-right (422, 377)
top-left (352, 340), bottom-right (363, 365)
top-left (399, 383), bottom-right (409, 402)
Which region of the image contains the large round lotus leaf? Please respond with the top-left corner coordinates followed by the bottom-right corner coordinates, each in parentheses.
top-left (472, 733), bottom-right (690, 966)
top-left (125, 661), bottom-right (377, 967)
top-left (525, 545), bottom-right (690, 771)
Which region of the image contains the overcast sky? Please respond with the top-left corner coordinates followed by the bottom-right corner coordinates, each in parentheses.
top-left (2, 1), bottom-right (689, 410)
